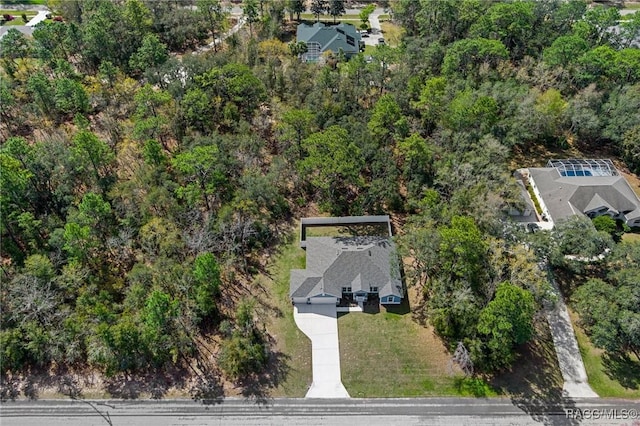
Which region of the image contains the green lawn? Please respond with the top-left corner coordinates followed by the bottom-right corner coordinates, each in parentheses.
top-left (1, 19), bottom-right (22, 25)
top-left (622, 232), bottom-right (640, 243)
top-left (0, 9), bottom-right (37, 15)
top-left (257, 231), bottom-right (491, 398)
top-left (337, 309), bottom-right (496, 397)
top-left (363, 45), bottom-right (377, 55)
top-left (305, 225), bottom-right (348, 238)
top-left (257, 230), bottom-right (562, 398)
top-left (571, 310), bottom-right (640, 398)
top-left (624, 2), bottom-right (640, 10)
top-left (0, 10), bottom-right (36, 25)
top-left (254, 233), bottom-right (312, 397)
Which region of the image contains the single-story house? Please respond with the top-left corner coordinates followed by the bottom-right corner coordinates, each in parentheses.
top-left (526, 159), bottom-right (640, 228)
top-left (290, 216), bottom-right (403, 305)
top-left (296, 22), bottom-right (363, 62)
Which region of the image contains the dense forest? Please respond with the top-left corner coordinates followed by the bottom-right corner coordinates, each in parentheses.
top-left (1, 0), bottom-right (639, 398)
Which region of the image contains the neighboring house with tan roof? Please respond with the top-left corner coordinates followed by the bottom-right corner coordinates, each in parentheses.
top-left (290, 216), bottom-right (403, 306)
top-left (526, 159), bottom-right (640, 228)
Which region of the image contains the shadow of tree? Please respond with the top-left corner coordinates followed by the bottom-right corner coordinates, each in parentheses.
top-left (384, 294), bottom-right (410, 315)
top-left (1, 366), bottom-right (88, 401)
top-left (236, 349), bottom-right (291, 405)
top-left (453, 376), bottom-right (495, 397)
top-left (344, 223), bottom-right (391, 237)
top-left (603, 353), bottom-right (640, 390)
top-left (103, 375), bottom-right (143, 399)
top-left (362, 301), bottom-right (380, 314)
top-left (103, 366), bottom-right (189, 399)
top-left (411, 296), bottom-right (428, 326)
top-left (552, 266), bottom-right (593, 301)
top-left (58, 374), bottom-right (83, 399)
top-left (22, 377), bottom-right (39, 400)
top-left (190, 373), bottom-right (225, 405)
top-left (491, 320), bottom-right (581, 426)
top-left (0, 375), bottom-right (20, 401)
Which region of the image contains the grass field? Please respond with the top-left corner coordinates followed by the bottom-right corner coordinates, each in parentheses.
top-left (570, 310), bottom-right (640, 398)
top-left (0, 19), bottom-right (24, 25)
top-left (0, 9), bottom-right (36, 25)
top-left (363, 44), bottom-right (377, 55)
top-left (622, 231), bottom-right (640, 242)
top-left (0, 9), bottom-right (36, 14)
top-left (337, 307), bottom-right (493, 397)
top-left (258, 232), bottom-right (487, 398)
top-left (254, 232), bottom-right (312, 397)
top-left (380, 22), bottom-right (404, 47)
top-left (257, 228), bottom-right (564, 398)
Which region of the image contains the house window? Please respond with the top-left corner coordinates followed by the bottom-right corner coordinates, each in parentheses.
top-left (369, 286), bottom-right (378, 293)
top-left (342, 287), bottom-right (352, 293)
top-left (387, 296), bottom-right (394, 303)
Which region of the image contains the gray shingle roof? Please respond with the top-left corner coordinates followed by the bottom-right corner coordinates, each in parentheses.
top-left (296, 22), bottom-right (361, 56)
top-left (582, 193), bottom-right (615, 214)
top-left (528, 165), bottom-right (640, 223)
top-left (290, 236), bottom-right (402, 300)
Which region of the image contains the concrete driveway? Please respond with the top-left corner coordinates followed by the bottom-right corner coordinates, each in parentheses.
top-left (26, 10), bottom-right (49, 27)
top-left (545, 268), bottom-right (598, 398)
top-left (293, 304), bottom-right (350, 398)
top-left (362, 8), bottom-right (384, 47)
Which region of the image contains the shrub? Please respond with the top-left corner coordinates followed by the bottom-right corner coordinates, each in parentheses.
top-left (592, 215), bottom-right (616, 235)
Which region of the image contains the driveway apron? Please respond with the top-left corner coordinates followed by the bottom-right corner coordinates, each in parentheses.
top-left (293, 304), bottom-right (350, 398)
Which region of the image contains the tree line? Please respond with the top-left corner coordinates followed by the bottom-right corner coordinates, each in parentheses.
top-left (1, 0), bottom-right (639, 392)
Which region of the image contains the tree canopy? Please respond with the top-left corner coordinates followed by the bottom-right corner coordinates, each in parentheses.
top-left (1, 0), bottom-right (639, 396)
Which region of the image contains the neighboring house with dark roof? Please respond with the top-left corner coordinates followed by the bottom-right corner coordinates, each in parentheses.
top-left (290, 216), bottom-right (403, 306)
top-left (296, 22), bottom-right (363, 62)
top-left (526, 159), bottom-right (640, 228)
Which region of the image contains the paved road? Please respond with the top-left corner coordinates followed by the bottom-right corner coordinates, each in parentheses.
top-left (294, 304), bottom-right (349, 398)
top-left (0, 3), bottom-right (48, 11)
top-left (2, 397), bottom-right (639, 426)
top-left (0, 25), bottom-right (32, 39)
